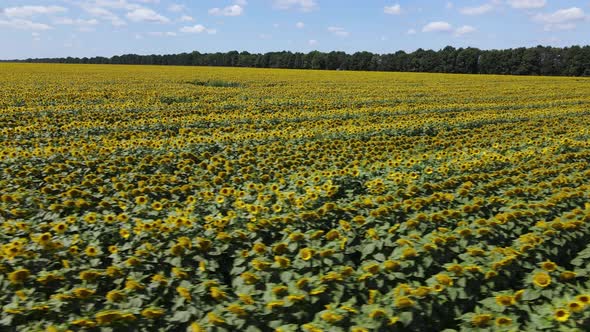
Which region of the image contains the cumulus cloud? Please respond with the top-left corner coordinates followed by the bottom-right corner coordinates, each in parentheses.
top-left (168, 4), bottom-right (185, 13)
top-left (384, 4), bottom-right (401, 15)
top-left (460, 4), bottom-right (493, 15)
top-left (180, 24), bottom-right (216, 34)
top-left (454, 25), bottom-right (476, 35)
top-left (273, 0), bottom-right (317, 12)
top-left (308, 39), bottom-right (318, 46)
top-left (0, 18), bottom-right (52, 30)
top-left (422, 21), bottom-right (453, 32)
top-left (534, 7), bottom-right (585, 24)
top-left (54, 18), bottom-right (99, 26)
top-left (82, 6), bottom-right (126, 26)
top-left (148, 31), bottom-right (177, 36)
top-left (533, 7), bottom-right (586, 31)
top-left (126, 8), bottom-right (170, 23)
top-left (208, 5), bottom-right (244, 16)
top-left (327, 26), bottom-right (349, 37)
top-left (507, 0), bottom-right (546, 9)
top-left (295, 21), bottom-right (305, 28)
top-left (3, 5), bottom-right (67, 17)
top-left (180, 15), bottom-right (193, 22)
top-left (422, 21), bottom-right (476, 35)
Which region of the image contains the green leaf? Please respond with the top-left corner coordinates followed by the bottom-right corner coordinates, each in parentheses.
top-left (522, 289), bottom-right (541, 301)
top-left (170, 311), bottom-right (192, 323)
top-left (362, 243), bottom-right (376, 257)
top-left (399, 311), bottom-right (413, 326)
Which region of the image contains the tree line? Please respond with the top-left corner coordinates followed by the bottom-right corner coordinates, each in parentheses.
top-left (10, 45), bottom-right (590, 76)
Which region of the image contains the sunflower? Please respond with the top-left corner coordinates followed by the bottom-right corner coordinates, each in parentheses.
top-left (368, 308), bottom-right (387, 319)
top-left (495, 295), bottom-right (515, 306)
top-left (576, 294), bottom-right (590, 305)
top-left (79, 270), bottom-right (101, 282)
top-left (70, 318), bottom-right (96, 328)
top-left (532, 272), bottom-right (551, 288)
top-left (287, 294), bottom-right (306, 302)
top-left (37, 232), bottom-right (53, 246)
top-left (554, 308), bottom-right (570, 322)
top-left (266, 300), bottom-right (286, 310)
top-left (394, 296), bottom-right (415, 309)
top-left (72, 287), bottom-right (95, 299)
top-left (559, 271), bottom-right (576, 281)
top-left (271, 256), bottom-right (289, 268)
top-left (210, 287), bottom-right (227, 301)
top-left (383, 260), bottom-right (400, 271)
top-left (8, 269), bottom-right (30, 284)
top-left (435, 274), bottom-right (453, 286)
top-left (540, 260), bottom-right (557, 272)
top-left (567, 301), bottom-right (584, 313)
top-left (320, 311), bottom-right (344, 323)
top-left (85, 246), bottom-right (99, 257)
top-left (299, 247), bottom-right (314, 261)
top-left (177, 286), bottom-right (192, 301)
top-left (151, 201), bottom-right (163, 210)
top-left (135, 196), bottom-right (148, 205)
top-left (495, 316), bottom-right (512, 326)
top-left (471, 314), bottom-right (492, 327)
top-left (141, 307), bottom-right (165, 319)
top-left (95, 310), bottom-right (125, 325)
top-left (106, 290), bottom-right (125, 302)
top-left (52, 222), bottom-right (67, 233)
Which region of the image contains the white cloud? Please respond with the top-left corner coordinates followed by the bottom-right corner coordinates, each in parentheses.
top-left (180, 24), bottom-right (216, 34)
top-left (126, 8), bottom-right (170, 23)
top-left (180, 15), bottom-right (193, 22)
top-left (54, 18), bottom-right (99, 26)
top-left (235, 0), bottom-right (248, 5)
top-left (308, 39), bottom-right (318, 45)
top-left (295, 21), bottom-right (305, 28)
top-left (455, 25), bottom-right (476, 35)
top-left (82, 6), bottom-right (126, 26)
top-left (208, 5), bottom-right (244, 16)
top-left (446, 2), bottom-right (454, 9)
top-left (407, 28), bottom-right (417, 35)
top-left (533, 7), bottom-right (586, 31)
top-left (168, 4), bottom-right (185, 12)
top-left (3, 5), bottom-right (67, 17)
top-left (507, 0), bottom-right (546, 9)
top-left (460, 4), bottom-right (493, 15)
top-left (0, 18), bottom-right (52, 30)
top-left (533, 7), bottom-right (585, 24)
top-left (273, 0), bottom-right (317, 12)
top-left (422, 21), bottom-right (453, 32)
top-left (327, 26), bottom-right (349, 37)
top-left (384, 4), bottom-right (401, 15)
top-left (259, 33), bottom-right (271, 39)
top-left (543, 23), bottom-right (576, 31)
top-left (88, 0), bottom-right (141, 11)
top-left (32, 32), bottom-right (41, 41)
top-left (148, 31), bottom-right (177, 36)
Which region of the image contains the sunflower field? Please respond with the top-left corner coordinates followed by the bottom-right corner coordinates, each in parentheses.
top-left (1, 63), bottom-right (590, 331)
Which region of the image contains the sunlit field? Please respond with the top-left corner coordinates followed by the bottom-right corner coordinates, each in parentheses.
top-left (1, 63), bottom-right (590, 331)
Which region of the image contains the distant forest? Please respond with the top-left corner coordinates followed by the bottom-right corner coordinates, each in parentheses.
top-left (9, 45), bottom-right (590, 76)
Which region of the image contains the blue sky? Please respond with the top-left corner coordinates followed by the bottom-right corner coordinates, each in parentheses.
top-left (1, 0), bottom-right (589, 59)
